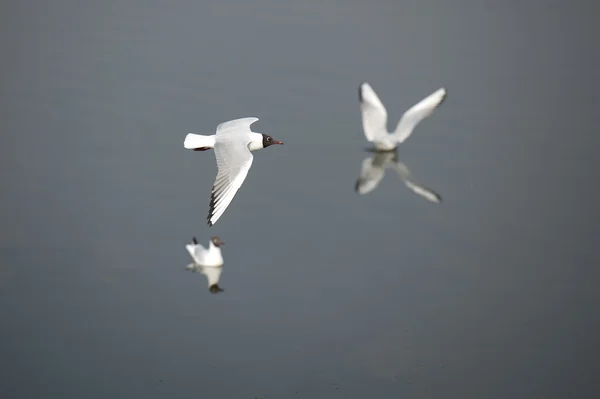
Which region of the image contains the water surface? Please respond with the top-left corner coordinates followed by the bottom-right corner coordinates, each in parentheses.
top-left (1, 1), bottom-right (599, 398)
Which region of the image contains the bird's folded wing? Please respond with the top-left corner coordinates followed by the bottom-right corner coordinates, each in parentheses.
top-left (359, 83), bottom-right (388, 142)
top-left (208, 138), bottom-right (254, 226)
top-left (394, 88), bottom-right (447, 143)
top-left (186, 244), bottom-right (206, 264)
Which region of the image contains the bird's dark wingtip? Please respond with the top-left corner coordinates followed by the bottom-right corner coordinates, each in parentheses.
top-left (206, 186), bottom-right (217, 226)
top-left (192, 236), bottom-right (198, 244)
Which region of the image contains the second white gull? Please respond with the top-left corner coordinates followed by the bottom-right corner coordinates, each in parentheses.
top-left (185, 236), bottom-right (225, 293)
top-left (359, 82), bottom-right (447, 151)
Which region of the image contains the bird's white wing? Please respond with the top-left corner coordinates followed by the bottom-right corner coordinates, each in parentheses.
top-left (208, 137), bottom-right (254, 226)
top-left (359, 82), bottom-right (389, 142)
top-left (355, 155), bottom-right (386, 195)
top-left (200, 266), bottom-right (222, 288)
top-left (391, 160), bottom-right (442, 203)
top-left (403, 180), bottom-right (442, 203)
top-left (390, 159), bottom-right (411, 180)
top-left (216, 117), bottom-right (259, 135)
top-left (393, 161), bottom-right (442, 203)
top-left (185, 244), bottom-right (207, 265)
top-left (394, 88), bottom-right (447, 143)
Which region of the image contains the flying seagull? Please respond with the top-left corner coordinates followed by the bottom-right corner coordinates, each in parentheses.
top-left (184, 117), bottom-right (283, 226)
top-left (359, 82), bottom-right (447, 151)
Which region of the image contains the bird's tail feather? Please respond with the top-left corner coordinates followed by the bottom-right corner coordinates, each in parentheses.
top-left (184, 134), bottom-right (215, 150)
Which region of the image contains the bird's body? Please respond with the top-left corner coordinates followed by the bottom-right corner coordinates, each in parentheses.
top-left (359, 82), bottom-right (447, 151)
top-left (185, 236), bottom-right (225, 293)
top-left (355, 151), bottom-right (442, 203)
top-left (184, 117), bottom-right (283, 226)
top-left (185, 236), bottom-right (224, 267)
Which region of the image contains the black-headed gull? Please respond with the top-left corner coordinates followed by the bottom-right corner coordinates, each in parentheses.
top-left (185, 236), bottom-right (225, 293)
top-left (184, 117), bottom-right (283, 226)
top-left (359, 82), bottom-right (447, 151)
top-left (355, 151), bottom-right (442, 203)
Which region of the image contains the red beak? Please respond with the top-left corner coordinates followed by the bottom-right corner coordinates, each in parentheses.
top-left (272, 140), bottom-right (284, 145)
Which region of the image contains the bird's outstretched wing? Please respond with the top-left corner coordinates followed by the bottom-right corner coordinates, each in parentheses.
top-left (207, 137), bottom-right (254, 226)
top-left (391, 161), bottom-right (442, 203)
top-left (355, 156), bottom-right (385, 194)
top-left (359, 82), bottom-right (389, 142)
top-left (216, 117), bottom-right (259, 135)
top-left (394, 88), bottom-right (447, 143)
top-left (403, 180), bottom-right (442, 203)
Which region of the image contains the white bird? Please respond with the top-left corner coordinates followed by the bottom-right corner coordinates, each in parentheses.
top-left (355, 151), bottom-right (442, 203)
top-left (184, 117), bottom-right (283, 226)
top-left (359, 82), bottom-right (447, 151)
top-left (185, 236), bottom-right (225, 293)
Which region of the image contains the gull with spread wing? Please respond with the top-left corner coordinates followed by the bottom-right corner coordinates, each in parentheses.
top-left (355, 151), bottom-right (442, 203)
top-left (185, 236), bottom-right (225, 294)
top-left (359, 82), bottom-right (447, 151)
top-left (184, 117), bottom-right (283, 226)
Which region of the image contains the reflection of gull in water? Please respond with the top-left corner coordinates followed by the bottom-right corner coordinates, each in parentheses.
top-left (359, 82), bottom-right (447, 151)
top-left (355, 151), bottom-right (442, 203)
top-left (185, 236), bottom-right (225, 293)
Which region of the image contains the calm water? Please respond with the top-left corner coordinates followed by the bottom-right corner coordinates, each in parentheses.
top-left (1, 1), bottom-right (599, 398)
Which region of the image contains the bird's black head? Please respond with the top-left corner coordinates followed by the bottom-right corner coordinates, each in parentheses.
top-left (262, 134), bottom-right (284, 148)
top-left (209, 284), bottom-right (224, 294)
top-left (211, 236), bottom-right (225, 247)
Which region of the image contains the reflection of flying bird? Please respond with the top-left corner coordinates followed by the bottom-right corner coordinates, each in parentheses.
top-left (183, 117), bottom-right (284, 226)
top-left (185, 236), bottom-right (225, 293)
top-left (359, 82), bottom-right (447, 151)
top-left (355, 151), bottom-right (442, 203)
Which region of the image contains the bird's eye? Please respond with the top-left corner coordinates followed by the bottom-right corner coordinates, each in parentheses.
top-left (267, 137), bottom-right (271, 141)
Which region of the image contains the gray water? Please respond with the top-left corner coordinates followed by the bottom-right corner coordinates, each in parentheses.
top-left (1, 1), bottom-right (599, 398)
